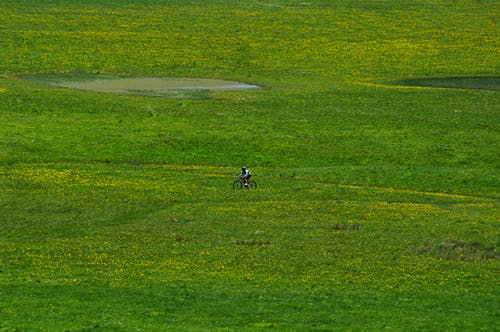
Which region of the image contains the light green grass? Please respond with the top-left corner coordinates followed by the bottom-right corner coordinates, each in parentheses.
top-left (0, 0), bottom-right (498, 331)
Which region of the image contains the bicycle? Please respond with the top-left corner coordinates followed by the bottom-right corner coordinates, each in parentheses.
top-left (232, 175), bottom-right (257, 189)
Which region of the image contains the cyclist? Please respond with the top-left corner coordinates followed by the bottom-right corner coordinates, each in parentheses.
top-left (240, 166), bottom-right (252, 188)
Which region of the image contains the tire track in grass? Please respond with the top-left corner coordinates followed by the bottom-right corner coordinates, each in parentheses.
top-left (3, 162), bottom-right (495, 202)
top-left (286, 174), bottom-right (494, 202)
top-left (339, 184), bottom-right (487, 201)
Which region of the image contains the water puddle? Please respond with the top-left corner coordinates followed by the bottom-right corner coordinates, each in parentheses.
top-left (21, 73), bottom-right (261, 99)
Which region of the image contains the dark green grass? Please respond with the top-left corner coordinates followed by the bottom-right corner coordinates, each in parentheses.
top-left (3, 282), bottom-right (497, 331)
top-left (2, 79), bottom-right (498, 172)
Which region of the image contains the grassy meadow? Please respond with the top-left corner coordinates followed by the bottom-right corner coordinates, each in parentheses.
top-left (0, 0), bottom-right (499, 331)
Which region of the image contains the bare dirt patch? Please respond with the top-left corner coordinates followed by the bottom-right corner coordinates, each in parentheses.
top-left (409, 239), bottom-right (497, 261)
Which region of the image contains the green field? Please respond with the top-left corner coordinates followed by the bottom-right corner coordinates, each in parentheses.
top-left (1, 0), bottom-right (499, 331)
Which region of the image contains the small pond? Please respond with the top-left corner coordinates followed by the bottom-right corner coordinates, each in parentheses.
top-left (21, 73), bottom-right (261, 99)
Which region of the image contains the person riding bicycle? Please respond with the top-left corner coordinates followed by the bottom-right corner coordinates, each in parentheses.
top-left (240, 166), bottom-right (252, 188)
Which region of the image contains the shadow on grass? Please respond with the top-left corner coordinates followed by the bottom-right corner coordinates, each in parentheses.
top-left (390, 76), bottom-right (499, 90)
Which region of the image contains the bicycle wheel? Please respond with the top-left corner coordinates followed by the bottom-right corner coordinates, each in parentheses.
top-left (248, 180), bottom-right (257, 189)
top-left (232, 180), bottom-right (243, 189)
